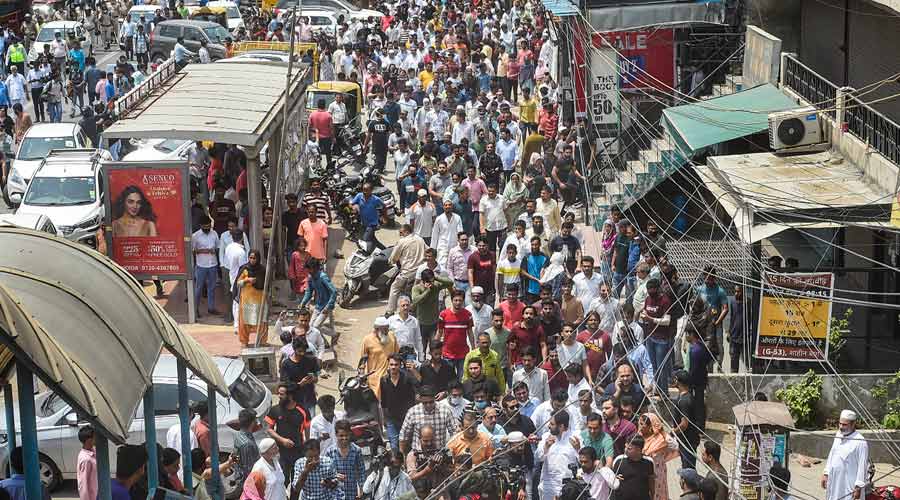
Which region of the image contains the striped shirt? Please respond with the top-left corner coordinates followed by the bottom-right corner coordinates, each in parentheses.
top-left (302, 191), bottom-right (332, 224)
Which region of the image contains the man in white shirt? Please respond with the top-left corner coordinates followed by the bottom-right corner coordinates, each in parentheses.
top-left (5, 65), bottom-right (27, 109)
top-left (450, 108), bottom-right (475, 145)
top-left (388, 296), bottom-right (424, 362)
top-left (166, 416), bottom-right (198, 451)
top-left (587, 283), bottom-right (618, 335)
top-left (564, 364), bottom-right (592, 406)
top-left (425, 98), bottom-right (450, 137)
top-left (572, 262), bottom-right (604, 312)
top-left (191, 217), bottom-right (220, 316)
top-left (823, 409), bottom-right (869, 500)
top-left (479, 183), bottom-right (507, 253)
top-left (430, 199), bottom-right (463, 271)
top-left (512, 347), bottom-right (550, 402)
top-left (535, 412), bottom-right (579, 500)
top-left (224, 229), bottom-right (249, 329)
top-left (465, 286), bottom-right (493, 335)
top-left (309, 395), bottom-right (345, 455)
top-left (530, 390), bottom-right (576, 433)
top-left (577, 447), bottom-right (619, 499)
top-left (408, 190), bottom-right (435, 245)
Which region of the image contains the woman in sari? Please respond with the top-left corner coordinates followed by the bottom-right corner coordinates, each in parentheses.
top-left (599, 219), bottom-right (616, 282)
top-left (638, 412), bottom-right (680, 500)
top-left (233, 249), bottom-right (269, 348)
top-left (502, 171), bottom-right (529, 227)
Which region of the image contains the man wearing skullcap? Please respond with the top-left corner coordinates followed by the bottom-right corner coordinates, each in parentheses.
top-left (822, 409), bottom-right (869, 500)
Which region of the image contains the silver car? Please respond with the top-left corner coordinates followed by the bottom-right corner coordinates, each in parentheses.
top-left (0, 355), bottom-right (272, 498)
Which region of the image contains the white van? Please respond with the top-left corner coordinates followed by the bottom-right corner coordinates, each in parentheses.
top-left (17, 149), bottom-right (112, 249)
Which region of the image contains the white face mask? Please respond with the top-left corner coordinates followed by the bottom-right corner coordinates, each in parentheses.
top-left (449, 395), bottom-right (462, 406)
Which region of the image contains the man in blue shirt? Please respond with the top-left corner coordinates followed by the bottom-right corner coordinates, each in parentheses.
top-left (0, 447), bottom-right (51, 500)
top-left (495, 126), bottom-right (519, 183)
top-left (352, 182), bottom-right (385, 249)
top-left (173, 36), bottom-right (196, 69)
top-left (110, 444), bottom-right (148, 500)
top-left (301, 258), bottom-right (338, 333)
top-left (686, 325), bottom-right (712, 431)
top-left (697, 266), bottom-right (729, 366)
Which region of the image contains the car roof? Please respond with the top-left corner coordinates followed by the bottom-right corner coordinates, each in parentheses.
top-left (153, 353), bottom-right (242, 386)
top-left (159, 19), bottom-right (222, 27)
top-left (41, 20), bottom-right (81, 28)
top-left (34, 150), bottom-right (101, 177)
top-left (24, 123), bottom-right (79, 138)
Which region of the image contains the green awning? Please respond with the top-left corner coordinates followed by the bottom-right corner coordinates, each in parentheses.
top-left (662, 84), bottom-right (800, 155)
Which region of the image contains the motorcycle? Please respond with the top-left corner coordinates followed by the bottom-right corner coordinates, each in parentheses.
top-left (338, 364), bottom-right (386, 475)
top-left (336, 240), bottom-right (398, 308)
top-left (867, 462), bottom-right (900, 500)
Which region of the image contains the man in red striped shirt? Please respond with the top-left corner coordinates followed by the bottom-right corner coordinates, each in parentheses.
top-left (438, 290), bottom-right (475, 377)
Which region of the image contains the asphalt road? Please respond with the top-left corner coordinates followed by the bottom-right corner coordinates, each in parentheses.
top-left (0, 45), bottom-right (124, 217)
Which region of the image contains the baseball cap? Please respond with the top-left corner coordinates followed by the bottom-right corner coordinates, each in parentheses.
top-left (678, 468), bottom-right (702, 489)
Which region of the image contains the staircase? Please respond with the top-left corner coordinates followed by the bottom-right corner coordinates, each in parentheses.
top-left (590, 73), bottom-right (744, 227)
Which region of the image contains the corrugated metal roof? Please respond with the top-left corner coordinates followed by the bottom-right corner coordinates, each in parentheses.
top-left (542, 0), bottom-right (581, 17)
top-left (102, 62), bottom-right (309, 148)
top-left (662, 84), bottom-right (799, 155)
top-left (0, 228), bottom-right (228, 443)
top-left (666, 239), bottom-right (755, 288)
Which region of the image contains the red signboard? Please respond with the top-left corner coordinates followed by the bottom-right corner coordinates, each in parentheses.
top-left (104, 163), bottom-right (191, 279)
top-left (592, 29), bottom-right (675, 91)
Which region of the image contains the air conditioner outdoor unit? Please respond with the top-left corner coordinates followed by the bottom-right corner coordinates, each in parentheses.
top-left (768, 107), bottom-right (823, 151)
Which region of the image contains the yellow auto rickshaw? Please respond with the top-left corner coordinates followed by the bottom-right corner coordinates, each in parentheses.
top-left (305, 81), bottom-right (363, 124)
top-left (188, 6), bottom-right (229, 28)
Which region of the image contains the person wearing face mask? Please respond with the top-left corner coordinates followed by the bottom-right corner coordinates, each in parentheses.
top-left (822, 410), bottom-right (868, 500)
top-left (360, 316), bottom-right (399, 400)
top-left (362, 451), bottom-right (414, 500)
top-left (439, 381), bottom-right (470, 422)
top-left (447, 407), bottom-right (494, 465)
top-left (191, 216), bottom-right (220, 317)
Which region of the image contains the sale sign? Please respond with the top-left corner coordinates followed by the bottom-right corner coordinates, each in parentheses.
top-left (755, 272), bottom-right (835, 361)
top-left (103, 163), bottom-right (191, 279)
top-left (592, 29), bottom-right (675, 91)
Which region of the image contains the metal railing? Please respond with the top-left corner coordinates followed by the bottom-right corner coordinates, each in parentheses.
top-left (844, 94), bottom-right (900, 166)
top-left (113, 57), bottom-right (178, 119)
top-left (782, 54), bottom-right (837, 118)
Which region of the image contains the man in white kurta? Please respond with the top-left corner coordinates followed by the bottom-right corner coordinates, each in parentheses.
top-left (535, 412), bottom-right (579, 500)
top-left (823, 410), bottom-right (869, 500)
top-left (430, 200), bottom-right (462, 271)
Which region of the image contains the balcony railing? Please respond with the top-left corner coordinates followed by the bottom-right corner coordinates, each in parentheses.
top-left (782, 55), bottom-right (837, 118)
top-left (783, 53), bottom-right (900, 166)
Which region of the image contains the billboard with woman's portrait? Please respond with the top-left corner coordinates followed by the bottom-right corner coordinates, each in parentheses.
top-left (103, 162), bottom-right (192, 279)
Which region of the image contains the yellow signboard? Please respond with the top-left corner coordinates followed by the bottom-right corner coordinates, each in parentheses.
top-left (755, 272), bottom-right (834, 361)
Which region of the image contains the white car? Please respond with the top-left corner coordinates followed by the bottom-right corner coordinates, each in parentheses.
top-left (302, 9), bottom-right (339, 37)
top-left (275, 0), bottom-right (383, 20)
top-left (4, 123), bottom-right (93, 207)
top-left (17, 148), bottom-right (111, 248)
top-left (122, 138), bottom-right (197, 162)
top-left (207, 0), bottom-right (245, 31)
top-left (0, 212), bottom-right (61, 237)
top-left (28, 20), bottom-right (93, 63)
top-left (0, 355), bottom-right (272, 498)
top-left (217, 50), bottom-right (293, 64)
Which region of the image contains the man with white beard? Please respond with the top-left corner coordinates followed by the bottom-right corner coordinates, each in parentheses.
top-left (823, 409), bottom-right (869, 500)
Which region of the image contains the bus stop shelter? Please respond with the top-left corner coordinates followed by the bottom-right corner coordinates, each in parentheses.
top-left (101, 61), bottom-right (312, 253)
top-left (0, 227), bottom-right (231, 500)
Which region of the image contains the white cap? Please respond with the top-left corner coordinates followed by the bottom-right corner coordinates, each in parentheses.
top-left (374, 316), bottom-right (390, 328)
top-left (507, 431), bottom-right (526, 444)
top-left (840, 409), bottom-right (858, 421)
top-left (471, 286), bottom-right (484, 295)
top-left (417, 188), bottom-right (428, 197)
top-left (259, 438), bottom-right (277, 454)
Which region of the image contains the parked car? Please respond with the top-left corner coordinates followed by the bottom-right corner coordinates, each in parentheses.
top-left (149, 20), bottom-right (229, 62)
top-left (217, 50), bottom-right (293, 65)
top-left (0, 212), bottom-right (61, 237)
top-left (301, 9), bottom-right (339, 37)
top-left (3, 123), bottom-right (93, 207)
top-left (28, 20), bottom-right (93, 63)
top-left (274, 0), bottom-right (383, 20)
top-left (122, 138), bottom-right (197, 162)
top-left (16, 149), bottom-right (111, 248)
top-left (0, 355), bottom-right (272, 498)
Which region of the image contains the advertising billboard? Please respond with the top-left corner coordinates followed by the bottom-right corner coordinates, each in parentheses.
top-left (755, 272), bottom-right (835, 361)
top-left (593, 29), bottom-right (676, 91)
top-left (103, 162), bottom-right (192, 280)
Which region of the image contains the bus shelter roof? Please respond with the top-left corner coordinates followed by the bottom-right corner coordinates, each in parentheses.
top-left (0, 227), bottom-right (228, 444)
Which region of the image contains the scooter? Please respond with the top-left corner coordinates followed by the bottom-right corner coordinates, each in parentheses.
top-left (337, 240), bottom-right (398, 308)
top-left (338, 363), bottom-right (386, 476)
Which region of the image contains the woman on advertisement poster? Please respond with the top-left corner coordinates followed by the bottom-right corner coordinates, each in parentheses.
top-left (111, 185), bottom-right (159, 237)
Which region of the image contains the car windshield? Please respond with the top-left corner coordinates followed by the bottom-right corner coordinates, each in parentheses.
top-left (226, 6), bottom-right (241, 18)
top-left (36, 28), bottom-right (76, 42)
top-left (229, 369), bottom-right (267, 409)
top-left (24, 176), bottom-right (96, 206)
top-left (40, 393), bottom-right (70, 418)
top-left (204, 25), bottom-right (231, 43)
top-left (17, 137), bottom-right (74, 161)
top-left (153, 139), bottom-right (190, 154)
top-left (129, 12), bottom-right (156, 23)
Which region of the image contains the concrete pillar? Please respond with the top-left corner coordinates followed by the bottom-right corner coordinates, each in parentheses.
top-left (16, 363), bottom-right (42, 500)
top-left (4, 382), bottom-right (15, 458)
top-left (96, 434), bottom-right (111, 500)
top-left (177, 359), bottom-right (193, 492)
top-left (247, 154), bottom-right (263, 252)
top-left (835, 86), bottom-right (854, 145)
top-left (143, 386), bottom-right (159, 493)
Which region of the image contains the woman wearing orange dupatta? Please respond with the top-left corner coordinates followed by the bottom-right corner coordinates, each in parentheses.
top-left (639, 413), bottom-right (680, 500)
top-left (240, 470), bottom-right (266, 500)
